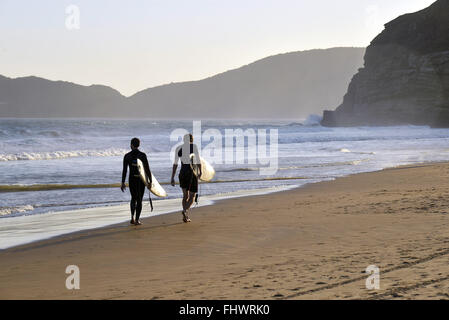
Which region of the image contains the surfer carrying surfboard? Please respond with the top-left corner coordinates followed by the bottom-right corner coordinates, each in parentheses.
top-left (171, 134), bottom-right (202, 223)
top-left (121, 137), bottom-right (152, 226)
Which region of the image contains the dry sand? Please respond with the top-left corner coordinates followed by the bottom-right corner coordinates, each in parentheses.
top-left (1, 162), bottom-right (449, 300)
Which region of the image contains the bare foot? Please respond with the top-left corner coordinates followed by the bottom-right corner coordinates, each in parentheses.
top-left (135, 220), bottom-right (142, 226)
top-left (130, 219), bottom-right (135, 225)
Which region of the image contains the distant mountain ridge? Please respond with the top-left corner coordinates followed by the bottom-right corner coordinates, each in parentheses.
top-left (0, 47), bottom-right (365, 118)
top-left (0, 75), bottom-right (126, 117)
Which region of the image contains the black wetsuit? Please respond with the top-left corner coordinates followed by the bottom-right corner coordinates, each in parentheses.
top-left (122, 149), bottom-right (151, 220)
top-left (176, 144), bottom-right (199, 193)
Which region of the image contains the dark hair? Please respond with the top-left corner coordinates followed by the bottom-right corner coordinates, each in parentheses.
top-left (131, 137), bottom-right (140, 148)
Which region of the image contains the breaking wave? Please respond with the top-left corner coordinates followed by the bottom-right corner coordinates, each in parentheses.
top-left (0, 176), bottom-right (316, 193)
top-left (217, 159), bottom-right (371, 173)
top-left (0, 205), bottom-right (34, 216)
top-left (0, 148), bottom-right (128, 161)
top-left (303, 114), bottom-right (323, 126)
top-left (339, 148), bottom-right (376, 155)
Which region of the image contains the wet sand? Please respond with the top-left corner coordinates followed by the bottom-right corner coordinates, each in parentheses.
top-left (1, 162), bottom-right (449, 300)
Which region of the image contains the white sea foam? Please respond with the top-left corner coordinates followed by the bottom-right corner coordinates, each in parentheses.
top-left (0, 205), bottom-right (34, 216)
top-left (303, 114), bottom-right (323, 126)
top-left (0, 148), bottom-right (127, 161)
top-left (339, 148), bottom-right (376, 155)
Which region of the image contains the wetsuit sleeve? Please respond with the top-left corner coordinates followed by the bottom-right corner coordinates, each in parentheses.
top-left (122, 154), bottom-right (128, 184)
top-left (142, 154), bottom-right (152, 184)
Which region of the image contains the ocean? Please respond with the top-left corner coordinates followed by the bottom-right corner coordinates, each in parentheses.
top-left (1, 118), bottom-right (449, 248)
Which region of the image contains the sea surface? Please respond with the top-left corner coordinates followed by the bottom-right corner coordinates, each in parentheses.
top-left (1, 118), bottom-right (449, 248)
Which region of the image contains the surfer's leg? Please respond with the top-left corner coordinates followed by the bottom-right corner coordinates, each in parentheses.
top-left (135, 181), bottom-right (145, 222)
top-left (184, 177), bottom-right (198, 221)
top-left (181, 188), bottom-right (189, 222)
top-left (183, 192), bottom-right (195, 222)
top-left (129, 179), bottom-right (138, 224)
top-left (135, 202), bottom-right (142, 221)
top-left (182, 188), bottom-right (188, 211)
top-left (130, 200), bottom-right (136, 216)
top-left (186, 192), bottom-right (195, 210)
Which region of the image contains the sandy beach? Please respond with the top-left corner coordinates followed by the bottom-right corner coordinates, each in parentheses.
top-left (1, 162), bottom-right (449, 300)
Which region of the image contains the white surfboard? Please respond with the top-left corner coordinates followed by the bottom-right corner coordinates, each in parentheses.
top-left (136, 159), bottom-right (167, 198)
top-left (190, 155), bottom-right (215, 182)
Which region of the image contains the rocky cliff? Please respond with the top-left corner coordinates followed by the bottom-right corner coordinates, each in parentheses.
top-left (321, 0), bottom-right (449, 127)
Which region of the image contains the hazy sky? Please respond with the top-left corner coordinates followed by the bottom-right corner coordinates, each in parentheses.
top-left (0, 0), bottom-right (435, 96)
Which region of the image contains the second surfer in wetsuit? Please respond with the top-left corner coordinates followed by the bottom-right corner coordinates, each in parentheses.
top-left (121, 137), bottom-right (152, 226)
top-left (171, 134), bottom-right (202, 223)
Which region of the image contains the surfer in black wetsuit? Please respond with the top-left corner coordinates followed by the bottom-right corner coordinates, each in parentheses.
top-left (121, 137), bottom-right (152, 226)
top-left (171, 134), bottom-right (202, 223)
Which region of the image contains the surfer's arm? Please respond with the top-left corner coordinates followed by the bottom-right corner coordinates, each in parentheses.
top-left (171, 148), bottom-right (179, 186)
top-left (121, 156), bottom-right (128, 191)
top-left (193, 144), bottom-right (202, 177)
top-left (171, 164), bottom-right (178, 186)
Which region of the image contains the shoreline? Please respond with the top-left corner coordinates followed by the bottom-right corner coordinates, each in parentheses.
top-left (1, 160), bottom-right (446, 251)
top-left (1, 161), bottom-right (449, 299)
top-left (0, 184), bottom-right (300, 250)
top-left (2, 160), bottom-right (446, 250)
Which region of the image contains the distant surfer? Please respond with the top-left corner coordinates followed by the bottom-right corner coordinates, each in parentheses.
top-left (171, 134), bottom-right (202, 223)
top-left (121, 138), bottom-right (152, 226)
